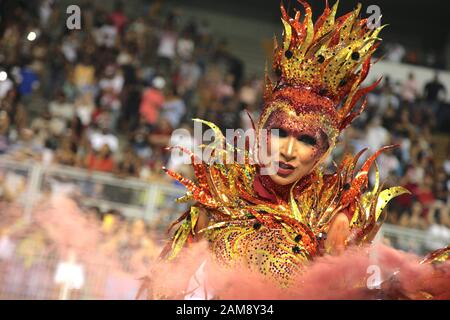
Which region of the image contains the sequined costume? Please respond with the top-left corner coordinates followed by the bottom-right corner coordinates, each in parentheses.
top-left (155, 1), bottom-right (449, 296)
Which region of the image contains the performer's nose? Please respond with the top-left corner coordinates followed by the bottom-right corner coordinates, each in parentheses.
top-left (281, 136), bottom-right (296, 162)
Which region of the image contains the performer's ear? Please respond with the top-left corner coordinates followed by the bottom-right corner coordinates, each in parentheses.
top-left (324, 212), bottom-right (350, 255)
top-left (316, 141), bottom-right (332, 167)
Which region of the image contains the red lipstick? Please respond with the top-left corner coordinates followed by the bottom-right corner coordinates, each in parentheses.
top-left (276, 161), bottom-right (296, 176)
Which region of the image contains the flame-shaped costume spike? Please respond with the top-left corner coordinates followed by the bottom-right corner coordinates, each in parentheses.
top-left (265, 0), bottom-right (384, 149)
top-left (273, 0), bottom-right (382, 102)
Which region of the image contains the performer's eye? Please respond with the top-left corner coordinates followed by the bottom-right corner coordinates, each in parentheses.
top-left (271, 128), bottom-right (288, 138)
top-left (297, 134), bottom-right (317, 146)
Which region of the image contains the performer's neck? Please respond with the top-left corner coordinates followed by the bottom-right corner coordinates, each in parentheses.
top-left (254, 171), bottom-right (315, 204)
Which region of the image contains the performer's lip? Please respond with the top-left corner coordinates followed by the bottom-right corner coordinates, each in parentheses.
top-left (276, 161), bottom-right (296, 176)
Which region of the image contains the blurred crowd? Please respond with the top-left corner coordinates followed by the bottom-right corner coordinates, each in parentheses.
top-left (335, 72), bottom-right (450, 253)
top-left (0, 0), bottom-right (449, 253)
top-left (0, 202), bottom-right (162, 299)
top-left (381, 42), bottom-right (447, 70)
top-left (0, 0), bottom-right (260, 182)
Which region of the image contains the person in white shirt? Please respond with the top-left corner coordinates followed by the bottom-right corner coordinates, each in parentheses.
top-left (177, 31), bottom-right (195, 61)
top-left (89, 127), bottom-right (119, 153)
top-left (49, 92), bottom-right (75, 121)
top-left (365, 117), bottom-right (389, 153)
top-left (0, 77), bottom-right (13, 99)
top-left (426, 201), bottom-right (450, 251)
top-left (157, 29), bottom-right (177, 60)
top-left (99, 65), bottom-right (124, 95)
top-left (386, 43), bottom-right (406, 63)
top-left (161, 88), bottom-right (186, 129)
top-left (376, 150), bottom-right (401, 182)
top-left (167, 123), bottom-right (196, 172)
top-left (94, 19), bottom-right (118, 48)
top-left (178, 59), bottom-right (202, 95)
top-left (75, 92), bottom-right (95, 127)
top-left (400, 73), bottom-right (419, 103)
top-left (157, 26), bottom-right (177, 74)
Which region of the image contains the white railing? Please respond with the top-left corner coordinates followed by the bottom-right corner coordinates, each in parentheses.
top-left (380, 224), bottom-right (449, 256)
top-left (0, 157), bottom-right (188, 224)
top-left (0, 156), bottom-right (181, 300)
top-left (0, 249), bottom-right (142, 300)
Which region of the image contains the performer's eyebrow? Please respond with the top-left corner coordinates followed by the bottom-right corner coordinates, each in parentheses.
top-left (297, 134), bottom-right (317, 146)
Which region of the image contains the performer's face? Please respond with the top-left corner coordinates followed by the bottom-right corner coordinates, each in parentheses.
top-left (263, 111), bottom-right (330, 186)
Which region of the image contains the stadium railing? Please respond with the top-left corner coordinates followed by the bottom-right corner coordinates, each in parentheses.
top-left (0, 157), bottom-right (188, 225)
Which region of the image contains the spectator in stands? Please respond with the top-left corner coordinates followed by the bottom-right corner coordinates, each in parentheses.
top-left (72, 54), bottom-right (96, 91)
top-left (85, 144), bottom-right (115, 173)
top-left (99, 64), bottom-right (124, 96)
top-left (116, 147), bottom-right (141, 178)
top-left (377, 77), bottom-right (400, 115)
top-left (119, 48), bottom-right (142, 131)
top-left (61, 32), bottom-right (80, 64)
top-left (49, 92), bottom-right (75, 125)
top-left (364, 116), bottom-right (389, 153)
top-left (416, 174), bottom-right (436, 218)
top-left (426, 201), bottom-right (450, 251)
top-left (394, 109), bottom-right (415, 139)
top-left (424, 72), bottom-right (447, 113)
top-left (0, 73), bottom-right (14, 101)
top-left (215, 73), bottom-right (235, 103)
top-left (0, 87), bottom-right (23, 130)
top-left (409, 201), bottom-right (428, 230)
top-left (17, 60), bottom-right (39, 98)
top-left (89, 126), bottom-right (119, 153)
top-left (177, 29), bottom-right (195, 61)
top-left (130, 125), bottom-right (152, 160)
top-left (139, 77), bottom-right (166, 131)
top-left (148, 118), bottom-right (173, 160)
top-left (376, 146), bottom-right (401, 184)
top-left (156, 15), bottom-right (178, 75)
top-left (239, 78), bottom-right (259, 108)
top-left (54, 137), bottom-right (77, 167)
top-left (385, 43), bottom-right (406, 63)
top-left (75, 92), bottom-right (95, 130)
top-left (161, 87), bottom-right (186, 129)
top-left (177, 57), bottom-right (202, 95)
top-left (109, 1), bottom-right (128, 35)
top-left (220, 97), bottom-right (241, 131)
top-left (167, 122), bottom-right (195, 171)
top-left (0, 111), bottom-right (11, 154)
top-left (93, 13), bottom-right (118, 49)
top-left (9, 128), bottom-right (42, 161)
top-left (400, 73), bottom-right (419, 104)
top-left (98, 87), bottom-right (122, 132)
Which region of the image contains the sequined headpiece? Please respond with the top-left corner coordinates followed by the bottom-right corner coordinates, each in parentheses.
top-left (260, 1), bottom-right (384, 146)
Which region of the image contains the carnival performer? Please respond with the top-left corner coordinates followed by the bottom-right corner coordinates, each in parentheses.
top-left (141, 1), bottom-right (449, 300)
